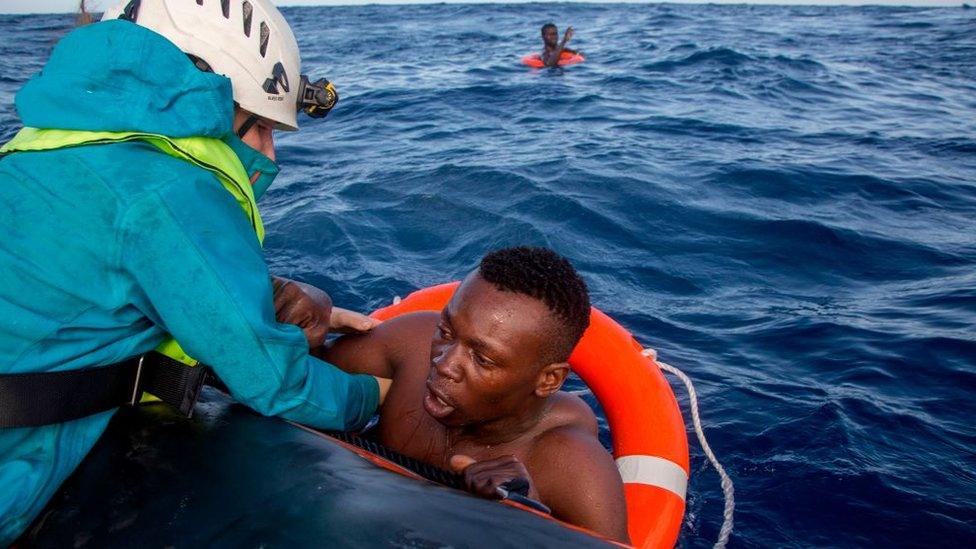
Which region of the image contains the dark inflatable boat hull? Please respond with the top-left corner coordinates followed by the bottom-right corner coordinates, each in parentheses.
top-left (24, 388), bottom-right (611, 548)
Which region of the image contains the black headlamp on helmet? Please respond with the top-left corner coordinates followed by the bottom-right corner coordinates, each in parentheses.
top-left (237, 75), bottom-right (338, 138)
top-left (297, 75), bottom-right (338, 119)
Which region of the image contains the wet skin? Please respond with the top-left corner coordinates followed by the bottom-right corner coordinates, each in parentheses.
top-left (318, 273), bottom-right (629, 543)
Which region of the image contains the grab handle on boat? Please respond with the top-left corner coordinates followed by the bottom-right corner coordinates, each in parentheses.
top-left (496, 478), bottom-right (552, 515)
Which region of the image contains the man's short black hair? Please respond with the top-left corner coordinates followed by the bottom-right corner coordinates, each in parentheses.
top-left (541, 22), bottom-right (557, 33)
top-left (479, 247), bottom-right (590, 361)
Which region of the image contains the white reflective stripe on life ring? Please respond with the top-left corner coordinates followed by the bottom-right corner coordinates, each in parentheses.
top-left (616, 455), bottom-right (688, 501)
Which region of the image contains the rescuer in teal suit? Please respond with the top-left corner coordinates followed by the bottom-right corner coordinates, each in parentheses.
top-left (0, 1), bottom-right (390, 542)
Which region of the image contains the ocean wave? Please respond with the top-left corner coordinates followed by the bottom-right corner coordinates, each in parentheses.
top-left (642, 47), bottom-right (755, 72)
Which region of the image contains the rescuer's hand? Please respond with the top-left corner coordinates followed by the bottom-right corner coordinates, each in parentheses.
top-left (272, 276), bottom-right (333, 348)
top-left (330, 306), bottom-right (380, 335)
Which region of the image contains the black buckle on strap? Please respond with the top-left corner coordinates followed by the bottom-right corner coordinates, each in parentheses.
top-left (138, 353), bottom-right (213, 418)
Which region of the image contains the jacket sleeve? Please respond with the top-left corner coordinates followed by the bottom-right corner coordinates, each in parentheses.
top-left (118, 170), bottom-right (378, 431)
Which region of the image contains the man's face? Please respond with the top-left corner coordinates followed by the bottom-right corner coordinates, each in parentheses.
top-left (424, 272), bottom-right (560, 427)
top-left (542, 26), bottom-right (558, 48)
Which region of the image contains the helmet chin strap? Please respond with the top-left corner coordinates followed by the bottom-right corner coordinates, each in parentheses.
top-left (236, 114), bottom-right (260, 139)
top-left (118, 0), bottom-right (141, 21)
top-left (190, 58), bottom-right (258, 140)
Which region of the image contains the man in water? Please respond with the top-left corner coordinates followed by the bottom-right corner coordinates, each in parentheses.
top-left (541, 22), bottom-right (576, 67)
top-left (318, 247), bottom-right (629, 543)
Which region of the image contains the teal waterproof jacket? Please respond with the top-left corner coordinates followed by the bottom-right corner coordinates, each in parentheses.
top-left (0, 21), bottom-right (379, 543)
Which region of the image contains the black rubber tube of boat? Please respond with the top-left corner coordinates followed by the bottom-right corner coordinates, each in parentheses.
top-left (325, 430), bottom-right (467, 489)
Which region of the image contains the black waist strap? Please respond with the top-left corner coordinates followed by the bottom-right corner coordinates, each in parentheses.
top-left (0, 352), bottom-right (214, 428)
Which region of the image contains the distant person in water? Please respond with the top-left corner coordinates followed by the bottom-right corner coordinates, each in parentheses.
top-left (318, 247), bottom-right (629, 543)
top-left (541, 22), bottom-right (575, 67)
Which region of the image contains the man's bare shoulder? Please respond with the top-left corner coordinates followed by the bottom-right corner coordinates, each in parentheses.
top-left (540, 391), bottom-right (600, 438)
top-left (371, 311), bottom-right (438, 339)
top-left (373, 311), bottom-right (439, 369)
top-left (529, 393), bottom-right (604, 472)
top-left (358, 311), bottom-right (439, 366)
top-left (318, 311), bottom-right (439, 378)
top-left (527, 393), bottom-right (629, 543)
top-left (525, 394), bottom-right (612, 493)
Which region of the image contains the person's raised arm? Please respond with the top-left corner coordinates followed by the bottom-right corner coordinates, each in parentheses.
top-left (545, 26), bottom-right (575, 68)
top-left (120, 170), bottom-right (379, 430)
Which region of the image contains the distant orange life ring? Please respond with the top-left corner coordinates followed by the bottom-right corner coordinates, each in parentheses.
top-left (370, 282), bottom-right (689, 548)
top-left (522, 51), bottom-right (586, 68)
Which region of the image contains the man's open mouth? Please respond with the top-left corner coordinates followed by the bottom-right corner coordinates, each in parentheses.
top-left (423, 381), bottom-right (457, 419)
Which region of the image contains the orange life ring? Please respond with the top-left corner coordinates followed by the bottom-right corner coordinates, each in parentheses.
top-left (521, 51), bottom-right (586, 68)
top-left (370, 282), bottom-right (689, 548)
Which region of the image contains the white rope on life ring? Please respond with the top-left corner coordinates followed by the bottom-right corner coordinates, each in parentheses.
top-left (642, 348), bottom-right (735, 549)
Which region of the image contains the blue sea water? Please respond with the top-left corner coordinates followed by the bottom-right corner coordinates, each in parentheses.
top-left (1, 2), bottom-right (974, 547)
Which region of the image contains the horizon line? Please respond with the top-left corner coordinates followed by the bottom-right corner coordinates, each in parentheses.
top-left (0, 0), bottom-right (965, 16)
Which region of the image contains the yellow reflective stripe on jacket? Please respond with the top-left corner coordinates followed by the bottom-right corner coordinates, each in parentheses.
top-left (1, 127), bottom-right (264, 243)
top-left (1, 127), bottom-right (263, 371)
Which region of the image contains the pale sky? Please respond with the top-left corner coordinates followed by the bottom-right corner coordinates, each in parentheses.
top-left (0, 0), bottom-right (961, 15)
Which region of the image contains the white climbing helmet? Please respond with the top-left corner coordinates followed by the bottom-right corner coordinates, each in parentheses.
top-left (102, 0), bottom-right (336, 131)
